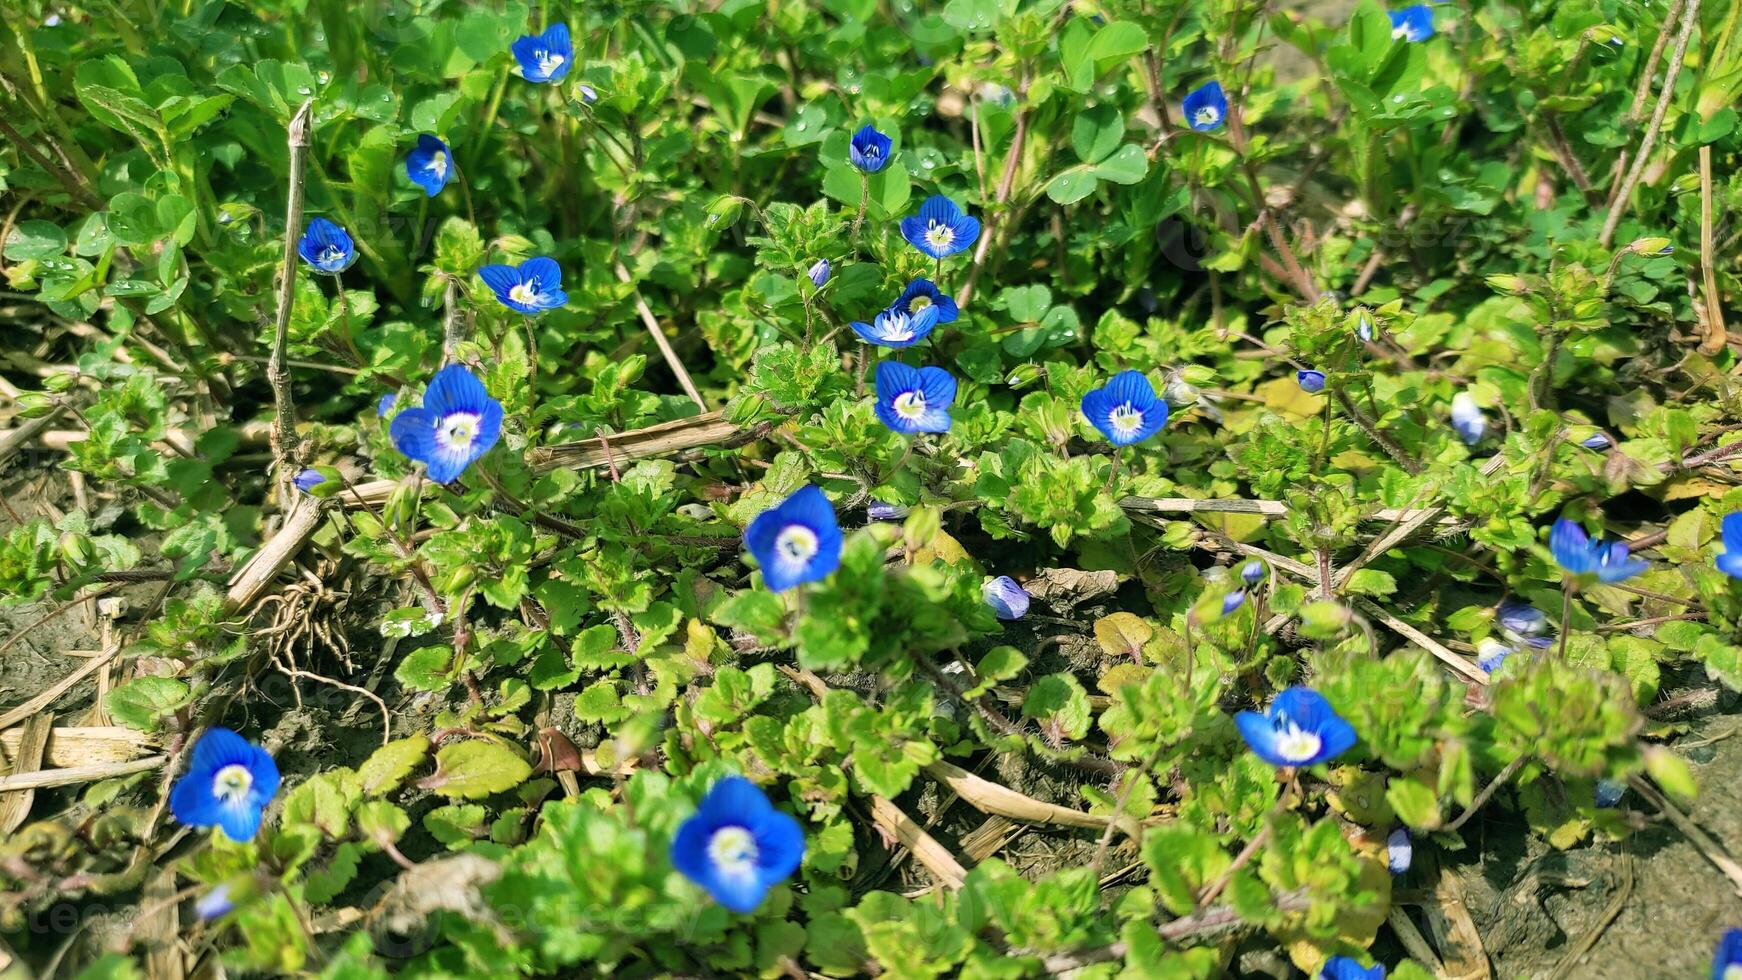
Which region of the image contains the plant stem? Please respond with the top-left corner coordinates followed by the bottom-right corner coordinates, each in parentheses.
top-left (269, 100), bottom-right (314, 506)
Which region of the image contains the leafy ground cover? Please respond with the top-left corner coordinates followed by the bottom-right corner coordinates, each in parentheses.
top-left (2, 0), bottom-right (1742, 976)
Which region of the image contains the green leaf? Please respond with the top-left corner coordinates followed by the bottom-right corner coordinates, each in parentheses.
top-left (5, 220), bottom-right (68, 261)
top-left (1089, 143), bottom-right (1148, 185)
top-left (422, 741), bottom-right (532, 799)
top-left (356, 737), bottom-right (430, 796)
top-left (1070, 104), bottom-right (1124, 163)
top-left (1044, 167), bottom-right (1099, 205)
top-left (1385, 776), bottom-right (1441, 829)
top-left (104, 677), bottom-right (191, 732)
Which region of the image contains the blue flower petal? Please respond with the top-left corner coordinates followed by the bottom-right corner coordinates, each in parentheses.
top-left (390, 408), bottom-right (440, 467)
top-left (423, 363), bottom-right (491, 417)
top-left (983, 576), bottom-right (1030, 620)
top-left (1319, 956), bottom-right (1386, 980)
top-left (478, 264), bottom-right (522, 298)
top-left (1713, 927), bottom-right (1742, 980)
top-left (520, 256), bottom-right (563, 293)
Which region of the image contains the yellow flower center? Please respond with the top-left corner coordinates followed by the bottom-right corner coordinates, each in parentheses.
top-left (775, 525), bottom-right (818, 565)
top-left (1274, 723), bottom-right (1321, 763)
top-left (924, 223), bottom-right (955, 250)
top-left (438, 413), bottom-right (481, 452)
top-left (213, 763), bottom-right (253, 803)
top-left (1110, 404), bottom-right (1144, 435)
top-left (428, 151), bottom-right (448, 181)
top-left (509, 282), bottom-right (540, 306)
top-left (893, 391), bottom-right (926, 420)
top-left (708, 826), bottom-right (758, 876)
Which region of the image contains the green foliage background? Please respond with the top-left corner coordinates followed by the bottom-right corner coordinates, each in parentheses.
top-left (1, 0), bottom-right (1741, 975)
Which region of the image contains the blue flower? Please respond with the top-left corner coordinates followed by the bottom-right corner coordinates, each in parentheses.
top-left (1356, 313), bottom-right (1374, 342)
top-left (296, 217), bottom-right (356, 274)
top-left (1234, 687), bottom-right (1357, 767)
top-left (1497, 601), bottom-right (1555, 649)
top-left (1713, 928), bottom-right (1742, 980)
top-left (511, 23), bottom-right (573, 84)
top-left (1320, 957), bottom-right (1386, 980)
top-left (196, 884), bottom-right (235, 921)
top-left (1182, 81), bottom-right (1228, 132)
top-left (478, 257), bottom-right (568, 314)
top-left (1386, 827), bottom-right (1412, 875)
top-left (874, 362), bottom-right (956, 435)
top-left (890, 277), bottom-right (960, 325)
top-left (849, 123), bottom-right (894, 174)
top-left (1389, 4), bottom-right (1435, 41)
top-left (1550, 518), bottom-right (1648, 584)
top-left (1297, 370), bottom-right (1327, 394)
top-left (293, 469), bottom-right (326, 494)
top-left (1082, 370), bottom-right (1168, 446)
top-left (1221, 589), bottom-right (1247, 616)
top-left (744, 485), bottom-right (842, 593)
top-left (807, 259), bottom-right (830, 287)
top-left (984, 576), bottom-right (1030, 620)
top-left (1475, 637), bottom-right (1515, 674)
top-left (169, 728), bottom-right (281, 843)
top-left (1451, 392), bottom-right (1487, 445)
top-left (850, 307), bottom-right (938, 349)
top-left (1581, 432), bottom-right (1611, 450)
top-left (900, 195), bottom-right (980, 260)
top-left (405, 134), bottom-right (453, 197)
top-left (1595, 778), bottom-right (1626, 808)
top-left (390, 364), bottom-right (505, 484)
top-left (578, 84), bottom-right (599, 102)
top-left (1717, 513), bottom-right (1742, 579)
top-left (867, 500), bottom-right (908, 522)
top-left (670, 775), bottom-right (805, 913)
top-left (1240, 560), bottom-right (1266, 585)
top-left (377, 393), bottom-right (398, 418)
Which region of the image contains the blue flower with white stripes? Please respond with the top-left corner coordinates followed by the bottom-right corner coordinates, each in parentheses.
top-left (389, 365), bottom-right (504, 484)
top-left (900, 195), bottom-right (980, 260)
top-left (744, 485), bottom-right (842, 593)
top-left (1081, 370), bottom-right (1167, 446)
top-left (874, 362), bottom-right (957, 434)
top-left (296, 218), bottom-right (356, 274)
top-left (512, 23), bottom-right (573, 84)
top-left (169, 728), bottom-right (281, 843)
top-left (478, 257), bottom-right (568, 314)
top-left (405, 134), bottom-right (453, 197)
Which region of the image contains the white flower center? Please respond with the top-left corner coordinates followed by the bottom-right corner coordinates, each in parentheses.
top-left (319, 245), bottom-right (345, 265)
top-left (1724, 965), bottom-right (1742, 980)
top-left (861, 145), bottom-right (882, 165)
top-left (880, 314), bottom-right (915, 342)
top-left (893, 391), bottom-right (927, 420)
top-left (708, 825), bottom-right (759, 877)
top-left (775, 525), bottom-right (818, 566)
top-left (428, 151), bottom-right (448, 181)
top-left (1110, 404), bottom-right (1144, 436)
top-left (437, 412), bottom-right (481, 452)
top-left (536, 51), bottom-right (565, 76)
top-left (925, 222), bottom-right (955, 250)
top-left (1273, 723), bottom-right (1321, 763)
top-left (1194, 106), bottom-right (1221, 126)
top-left (213, 763), bottom-right (253, 803)
top-left (509, 282), bottom-right (540, 306)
